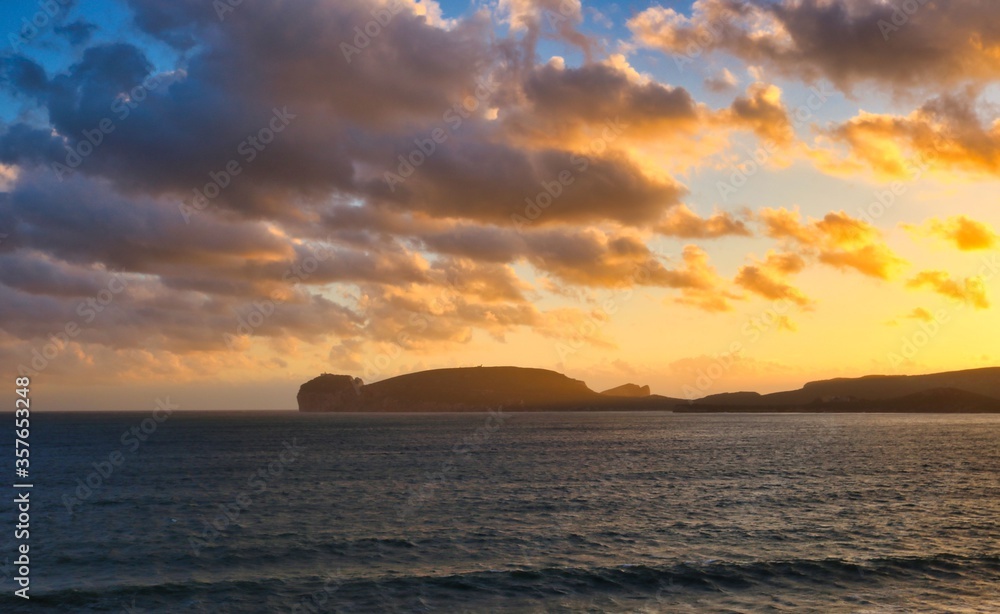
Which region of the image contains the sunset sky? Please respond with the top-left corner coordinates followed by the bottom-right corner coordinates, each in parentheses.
top-left (1, 0), bottom-right (999, 409)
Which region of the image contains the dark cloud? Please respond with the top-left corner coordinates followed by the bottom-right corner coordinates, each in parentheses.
top-left (0, 0), bottom-right (785, 380)
top-left (53, 20), bottom-right (98, 46)
top-left (506, 61), bottom-right (699, 140)
top-left (630, 0), bottom-right (1000, 94)
top-left (376, 138), bottom-right (686, 226)
top-left (0, 56), bottom-right (48, 98)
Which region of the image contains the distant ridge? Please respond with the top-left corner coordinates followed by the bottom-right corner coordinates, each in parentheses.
top-left (297, 366), bottom-right (1000, 413)
top-left (600, 383), bottom-right (651, 398)
top-left (694, 367), bottom-right (1000, 407)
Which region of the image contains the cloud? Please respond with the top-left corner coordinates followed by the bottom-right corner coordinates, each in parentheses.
top-left (906, 270), bottom-right (990, 309)
top-left (668, 245), bottom-right (741, 313)
top-left (705, 68), bottom-right (738, 93)
top-left (347, 277), bottom-right (616, 354)
top-left (628, 0), bottom-right (1000, 95)
top-left (0, 0), bottom-right (708, 369)
top-left (824, 92), bottom-right (1000, 179)
top-left (655, 204), bottom-right (752, 239)
top-left (498, 62), bottom-right (796, 175)
top-left (734, 250), bottom-right (810, 306)
top-left (723, 82), bottom-right (794, 145)
top-left (54, 20), bottom-right (98, 46)
top-left (499, 0), bottom-right (593, 59)
top-left (905, 307), bottom-right (934, 322)
top-left (315, 206), bottom-right (742, 300)
top-left (759, 207), bottom-right (908, 280)
top-left (504, 60), bottom-right (699, 146)
top-left (885, 306), bottom-right (937, 326)
top-left (379, 140), bottom-right (688, 226)
top-left (904, 215), bottom-right (999, 251)
top-left (2, 0), bottom-right (991, 394)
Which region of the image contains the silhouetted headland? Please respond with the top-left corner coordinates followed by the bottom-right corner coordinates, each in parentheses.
top-left (297, 366), bottom-right (681, 412)
top-left (600, 383), bottom-right (651, 398)
top-left (297, 366), bottom-right (1000, 413)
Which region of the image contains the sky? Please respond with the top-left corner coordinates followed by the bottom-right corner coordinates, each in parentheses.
top-left (1, 0), bottom-right (999, 410)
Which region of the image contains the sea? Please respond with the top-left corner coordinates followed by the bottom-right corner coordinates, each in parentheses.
top-left (4, 411), bottom-right (1000, 613)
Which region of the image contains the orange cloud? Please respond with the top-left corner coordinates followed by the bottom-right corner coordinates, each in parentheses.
top-left (759, 207), bottom-right (817, 244)
top-left (734, 251), bottom-right (811, 306)
top-left (817, 244), bottom-right (904, 281)
top-left (905, 215), bottom-right (999, 251)
top-left (824, 92), bottom-right (1000, 180)
top-left (655, 204), bottom-right (752, 239)
top-left (906, 270), bottom-right (989, 309)
top-left (885, 306), bottom-right (937, 326)
top-left (759, 208), bottom-right (908, 280)
top-left (669, 245), bottom-right (741, 313)
top-left (906, 307), bottom-right (935, 322)
top-left (723, 82), bottom-right (794, 145)
top-left (499, 61), bottom-right (799, 182)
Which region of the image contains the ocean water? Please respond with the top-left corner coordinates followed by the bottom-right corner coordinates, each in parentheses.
top-left (4, 411), bottom-right (1000, 613)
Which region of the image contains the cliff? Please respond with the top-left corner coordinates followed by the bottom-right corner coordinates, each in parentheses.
top-left (297, 374), bottom-right (365, 412)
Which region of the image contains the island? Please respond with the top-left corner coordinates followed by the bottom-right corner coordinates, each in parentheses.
top-left (297, 366), bottom-right (1000, 413)
top-left (298, 366), bottom-right (681, 412)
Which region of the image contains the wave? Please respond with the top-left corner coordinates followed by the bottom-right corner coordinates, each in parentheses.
top-left (29, 553), bottom-right (1000, 610)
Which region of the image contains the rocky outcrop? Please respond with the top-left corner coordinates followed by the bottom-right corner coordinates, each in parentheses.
top-left (600, 383), bottom-right (651, 397)
top-left (297, 374), bottom-right (366, 412)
